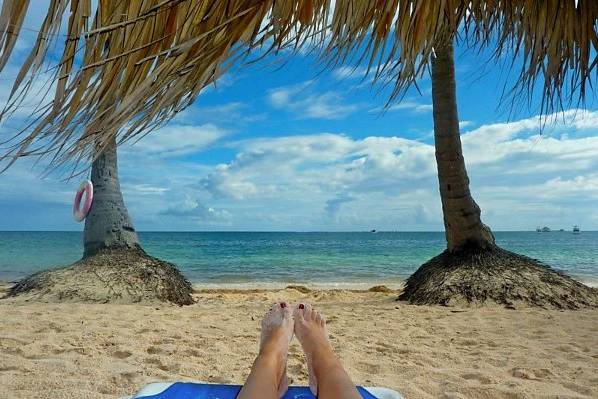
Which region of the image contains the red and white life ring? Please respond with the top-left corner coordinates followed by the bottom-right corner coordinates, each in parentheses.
top-left (73, 180), bottom-right (93, 222)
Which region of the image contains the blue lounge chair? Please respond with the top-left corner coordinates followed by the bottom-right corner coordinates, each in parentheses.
top-left (132, 381), bottom-right (403, 399)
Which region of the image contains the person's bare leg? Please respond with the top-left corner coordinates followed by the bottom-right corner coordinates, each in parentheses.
top-left (237, 301), bottom-right (294, 399)
top-left (293, 304), bottom-right (361, 399)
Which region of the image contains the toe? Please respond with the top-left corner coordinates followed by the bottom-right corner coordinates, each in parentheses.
top-left (304, 304), bottom-right (313, 320)
top-left (314, 312), bottom-right (322, 324)
top-left (280, 301), bottom-right (292, 319)
top-left (293, 303), bottom-right (306, 321)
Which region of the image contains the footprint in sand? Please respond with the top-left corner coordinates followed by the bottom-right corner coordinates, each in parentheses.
top-left (376, 341), bottom-right (395, 350)
top-left (0, 366), bottom-right (21, 372)
top-left (120, 371), bottom-right (137, 383)
top-left (144, 357), bottom-right (161, 365)
top-left (98, 386), bottom-right (113, 395)
top-left (158, 362), bottom-right (180, 372)
top-left (460, 372), bottom-right (494, 385)
top-left (112, 350), bottom-right (132, 359)
top-left (288, 363), bottom-right (306, 377)
top-left (47, 323), bottom-right (64, 333)
top-left (183, 348), bottom-right (201, 357)
top-left (152, 338), bottom-right (175, 345)
top-left (357, 361), bottom-right (381, 373)
top-left (147, 346), bottom-right (163, 355)
top-left (562, 382), bottom-right (593, 396)
top-left (533, 368), bottom-right (553, 379)
top-left (457, 338), bottom-right (479, 347)
top-left (511, 367), bottom-right (552, 380)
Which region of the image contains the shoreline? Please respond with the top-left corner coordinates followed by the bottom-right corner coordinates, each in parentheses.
top-left (3, 276), bottom-right (598, 290)
top-left (189, 280), bottom-right (405, 291)
top-left (0, 281), bottom-right (403, 298)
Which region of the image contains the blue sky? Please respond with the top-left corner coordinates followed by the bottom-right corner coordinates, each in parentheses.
top-left (1, 5), bottom-right (597, 231)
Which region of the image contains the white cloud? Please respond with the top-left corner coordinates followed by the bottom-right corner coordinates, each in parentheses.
top-left (130, 184), bottom-right (169, 195)
top-left (196, 132), bottom-right (439, 230)
top-left (0, 65), bottom-right (58, 122)
top-left (267, 81), bottom-right (360, 119)
top-left (186, 109), bottom-right (598, 230)
top-left (459, 120), bottom-right (474, 129)
top-left (172, 101), bottom-right (267, 126)
top-left (325, 193), bottom-right (356, 220)
top-left (461, 109), bottom-right (598, 169)
top-left (369, 100), bottom-right (433, 115)
top-left (390, 101), bottom-right (433, 113)
top-left (160, 195), bottom-right (232, 225)
top-left (2, 109), bottom-right (598, 231)
top-left (267, 81), bottom-right (312, 107)
top-left (332, 66), bottom-right (369, 80)
top-left (127, 123), bottom-right (227, 157)
top-left (191, 102), bottom-right (245, 117)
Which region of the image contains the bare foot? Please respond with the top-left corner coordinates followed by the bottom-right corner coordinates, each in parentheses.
top-left (293, 303), bottom-right (332, 396)
top-left (260, 301), bottom-right (294, 398)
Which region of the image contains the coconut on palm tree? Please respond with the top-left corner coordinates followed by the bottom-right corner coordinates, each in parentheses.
top-left (0, 1), bottom-right (596, 307)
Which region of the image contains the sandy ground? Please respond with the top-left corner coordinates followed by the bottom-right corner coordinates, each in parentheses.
top-left (1, 284), bottom-right (597, 399)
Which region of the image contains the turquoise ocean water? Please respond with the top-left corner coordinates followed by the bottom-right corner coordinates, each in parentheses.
top-left (0, 231), bottom-right (597, 288)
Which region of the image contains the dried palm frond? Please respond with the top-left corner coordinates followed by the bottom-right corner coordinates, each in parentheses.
top-left (0, 0), bottom-right (595, 171)
top-left (0, 0), bottom-right (330, 172)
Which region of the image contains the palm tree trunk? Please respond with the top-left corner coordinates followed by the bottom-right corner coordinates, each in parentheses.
top-left (83, 137), bottom-right (140, 257)
top-left (431, 37), bottom-right (495, 252)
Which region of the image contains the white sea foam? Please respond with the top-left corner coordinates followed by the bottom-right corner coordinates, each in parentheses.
top-left (577, 277), bottom-right (598, 288)
top-left (193, 279), bottom-right (405, 290)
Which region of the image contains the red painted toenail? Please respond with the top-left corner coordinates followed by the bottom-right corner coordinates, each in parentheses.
top-left (299, 304), bottom-right (305, 309)
top-left (280, 302), bottom-right (287, 308)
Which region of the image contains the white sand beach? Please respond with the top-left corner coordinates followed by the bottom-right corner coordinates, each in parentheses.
top-left (1, 284), bottom-right (597, 399)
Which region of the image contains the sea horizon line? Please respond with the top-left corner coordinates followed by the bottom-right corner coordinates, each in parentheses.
top-left (0, 230), bottom-right (595, 233)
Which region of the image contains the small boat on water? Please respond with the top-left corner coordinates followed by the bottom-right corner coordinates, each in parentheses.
top-left (573, 225), bottom-right (580, 234)
top-left (539, 226), bottom-right (551, 232)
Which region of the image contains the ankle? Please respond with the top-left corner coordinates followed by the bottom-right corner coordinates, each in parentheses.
top-left (254, 350), bottom-right (285, 381)
top-left (308, 343), bottom-right (338, 367)
top-left (258, 344), bottom-right (286, 363)
top-left (304, 338), bottom-right (333, 358)
top-left (312, 351), bottom-right (343, 378)
top-left (256, 351), bottom-right (282, 369)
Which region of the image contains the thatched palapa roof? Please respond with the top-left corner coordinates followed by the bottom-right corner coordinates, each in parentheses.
top-left (0, 0), bottom-right (596, 170)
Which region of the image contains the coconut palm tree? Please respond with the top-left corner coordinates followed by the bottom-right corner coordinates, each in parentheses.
top-left (0, 0), bottom-right (323, 305)
top-left (0, 1), bottom-right (596, 307)
top-left (7, 130), bottom-right (195, 305)
top-left (313, 1), bottom-right (597, 308)
top-left (396, 35), bottom-right (596, 308)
